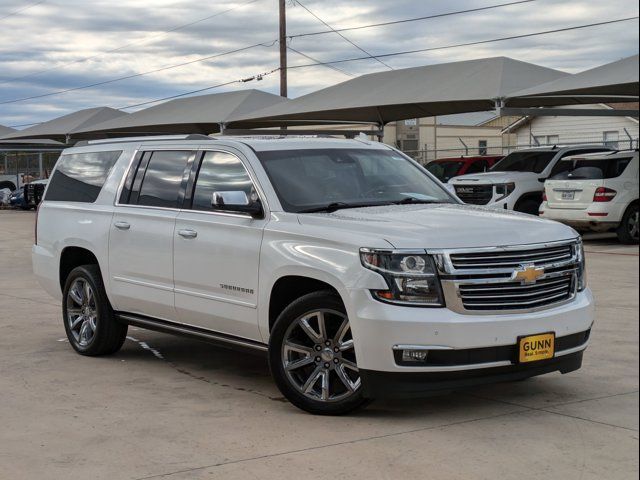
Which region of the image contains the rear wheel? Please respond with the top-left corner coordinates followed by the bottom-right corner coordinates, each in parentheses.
top-left (617, 203), bottom-right (639, 244)
top-left (62, 265), bottom-right (128, 356)
top-left (269, 291), bottom-right (367, 415)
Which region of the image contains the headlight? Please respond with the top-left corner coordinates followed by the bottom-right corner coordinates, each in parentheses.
top-left (360, 249), bottom-right (445, 307)
top-left (495, 182), bottom-right (515, 201)
top-left (576, 239), bottom-right (587, 291)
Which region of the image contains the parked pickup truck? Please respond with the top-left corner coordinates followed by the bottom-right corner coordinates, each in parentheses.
top-left (33, 135), bottom-right (594, 415)
top-left (541, 150), bottom-right (639, 244)
top-left (450, 146), bottom-right (611, 215)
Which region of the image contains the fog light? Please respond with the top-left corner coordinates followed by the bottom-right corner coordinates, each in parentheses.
top-left (401, 349), bottom-right (429, 363)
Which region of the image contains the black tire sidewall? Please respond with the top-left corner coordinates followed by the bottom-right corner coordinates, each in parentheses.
top-left (268, 291), bottom-right (367, 415)
top-left (617, 203), bottom-right (639, 244)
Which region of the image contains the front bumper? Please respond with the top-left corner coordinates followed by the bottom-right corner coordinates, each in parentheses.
top-left (361, 350), bottom-right (584, 399)
top-left (345, 288), bottom-right (594, 374)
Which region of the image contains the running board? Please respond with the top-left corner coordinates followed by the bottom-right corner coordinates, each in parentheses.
top-left (117, 313), bottom-right (268, 354)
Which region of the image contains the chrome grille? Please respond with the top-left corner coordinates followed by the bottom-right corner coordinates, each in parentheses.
top-left (436, 240), bottom-right (581, 314)
top-left (454, 185), bottom-right (493, 205)
top-left (450, 244), bottom-right (574, 270)
top-left (458, 276), bottom-right (574, 311)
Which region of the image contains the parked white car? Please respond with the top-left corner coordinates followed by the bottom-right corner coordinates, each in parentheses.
top-left (450, 146), bottom-right (611, 215)
top-left (33, 135), bottom-right (594, 415)
top-left (541, 150), bottom-right (639, 244)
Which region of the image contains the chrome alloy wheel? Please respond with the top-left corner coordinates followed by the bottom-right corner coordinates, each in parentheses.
top-left (281, 309), bottom-right (360, 402)
top-left (66, 278), bottom-right (98, 347)
top-left (629, 210), bottom-right (639, 241)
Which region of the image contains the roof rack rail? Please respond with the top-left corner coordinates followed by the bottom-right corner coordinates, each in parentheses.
top-left (74, 134), bottom-right (215, 147)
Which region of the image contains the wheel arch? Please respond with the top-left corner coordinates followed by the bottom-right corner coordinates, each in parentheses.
top-left (59, 246), bottom-right (102, 290)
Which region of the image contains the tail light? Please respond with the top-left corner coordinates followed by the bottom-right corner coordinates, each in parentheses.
top-left (542, 191), bottom-right (547, 202)
top-left (34, 203), bottom-right (40, 245)
top-left (593, 187), bottom-right (617, 202)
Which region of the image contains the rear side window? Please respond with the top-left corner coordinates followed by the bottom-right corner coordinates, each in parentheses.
top-left (45, 151), bottom-right (121, 203)
top-left (135, 151), bottom-right (192, 208)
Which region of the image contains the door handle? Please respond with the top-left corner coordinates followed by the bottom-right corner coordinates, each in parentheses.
top-left (114, 221), bottom-right (130, 230)
top-left (178, 229), bottom-right (198, 239)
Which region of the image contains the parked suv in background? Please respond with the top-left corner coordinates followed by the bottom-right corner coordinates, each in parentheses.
top-left (426, 155), bottom-right (502, 183)
top-left (541, 150), bottom-right (639, 244)
top-left (34, 135), bottom-right (594, 415)
top-left (450, 146), bottom-right (611, 215)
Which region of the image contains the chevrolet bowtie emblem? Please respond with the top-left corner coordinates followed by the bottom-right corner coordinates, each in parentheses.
top-left (512, 264), bottom-right (545, 284)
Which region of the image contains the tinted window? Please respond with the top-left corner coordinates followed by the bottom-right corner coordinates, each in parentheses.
top-left (491, 151), bottom-right (557, 174)
top-left (552, 157), bottom-right (634, 180)
top-left (45, 151), bottom-right (121, 203)
top-left (257, 148), bottom-right (454, 213)
top-left (192, 151), bottom-right (254, 211)
top-left (426, 161), bottom-right (464, 182)
top-left (466, 160), bottom-right (488, 174)
top-left (136, 151), bottom-right (191, 208)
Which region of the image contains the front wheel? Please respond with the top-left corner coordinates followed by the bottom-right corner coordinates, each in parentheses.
top-left (269, 291), bottom-right (368, 415)
top-left (617, 203), bottom-right (639, 244)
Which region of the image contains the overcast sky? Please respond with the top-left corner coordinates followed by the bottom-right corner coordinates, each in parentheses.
top-left (0, 0), bottom-right (638, 128)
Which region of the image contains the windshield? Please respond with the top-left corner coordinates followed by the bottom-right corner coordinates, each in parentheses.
top-left (491, 151), bottom-right (557, 174)
top-left (426, 161), bottom-right (464, 182)
top-left (256, 148), bottom-right (456, 213)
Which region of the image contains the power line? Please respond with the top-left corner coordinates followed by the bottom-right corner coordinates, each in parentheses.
top-left (287, 46), bottom-right (355, 77)
top-left (0, 0), bottom-right (45, 22)
top-left (289, 0), bottom-right (537, 38)
top-left (0, 0), bottom-right (261, 86)
top-left (293, 0), bottom-right (393, 70)
top-left (0, 40), bottom-right (278, 105)
top-left (287, 16), bottom-right (640, 69)
top-left (118, 68), bottom-right (280, 110)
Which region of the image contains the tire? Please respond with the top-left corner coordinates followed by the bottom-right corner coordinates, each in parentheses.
top-left (62, 265), bottom-right (128, 356)
top-left (269, 291), bottom-right (368, 415)
top-left (0, 181), bottom-right (16, 191)
top-left (616, 203), bottom-right (639, 245)
top-left (515, 197), bottom-right (541, 216)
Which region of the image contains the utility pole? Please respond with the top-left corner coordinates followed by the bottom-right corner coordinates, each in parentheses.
top-left (279, 0), bottom-right (287, 97)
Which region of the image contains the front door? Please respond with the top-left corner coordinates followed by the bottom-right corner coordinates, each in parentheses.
top-left (173, 149), bottom-right (267, 341)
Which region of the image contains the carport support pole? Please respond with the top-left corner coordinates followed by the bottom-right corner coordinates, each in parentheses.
top-left (279, 0), bottom-right (287, 98)
top-left (38, 153), bottom-right (43, 179)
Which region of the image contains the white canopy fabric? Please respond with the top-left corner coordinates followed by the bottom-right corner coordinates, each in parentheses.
top-left (506, 54), bottom-right (639, 106)
top-left (75, 90), bottom-right (288, 137)
top-left (1, 107), bottom-right (126, 143)
top-left (228, 57), bottom-right (569, 127)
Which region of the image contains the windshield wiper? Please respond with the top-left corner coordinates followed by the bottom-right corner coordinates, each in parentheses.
top-left (298, 202), bottom-right (390, 213)
top-left (392, 197), bottom-right (443, 205)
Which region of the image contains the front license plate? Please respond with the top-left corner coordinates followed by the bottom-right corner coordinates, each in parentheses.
top-left (519, 333), bottom-right (555, 363)
top-left (561, 191), bottom-right (575, 200)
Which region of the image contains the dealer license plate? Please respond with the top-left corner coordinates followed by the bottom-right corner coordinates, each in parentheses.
top-left (519, 333), bottom-right (555, 363)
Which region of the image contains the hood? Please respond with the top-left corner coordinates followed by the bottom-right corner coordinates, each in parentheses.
top-left (298, 204), bottom-right (576, 249)
top-left (450, 171), bottom-right (538, 184)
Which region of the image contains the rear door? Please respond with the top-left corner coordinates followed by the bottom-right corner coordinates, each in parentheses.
top-left (173, 148), bottom-right (267, 341)
top-left (108, 149), bottom-right (195, 320)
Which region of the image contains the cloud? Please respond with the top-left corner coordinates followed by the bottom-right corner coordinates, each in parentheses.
top-left (0, 0), bottom-right (637, 127)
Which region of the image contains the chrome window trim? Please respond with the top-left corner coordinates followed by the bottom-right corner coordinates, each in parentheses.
top-left (113, 147), bottom-right (270, 219)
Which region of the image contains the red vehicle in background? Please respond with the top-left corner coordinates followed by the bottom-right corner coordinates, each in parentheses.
top-left (426, 155), bottom-right (503, 183)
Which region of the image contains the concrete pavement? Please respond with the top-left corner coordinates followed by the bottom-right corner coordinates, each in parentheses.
top-left (0, 210), bottom-right (638, 480)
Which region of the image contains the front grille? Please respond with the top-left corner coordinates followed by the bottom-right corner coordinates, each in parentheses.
top-left (450, 244), bottom-right (574, 270)
top-left (437, 240), bottom-right (581, 314)
top-left (454, 184), bottom-right (493, 205)
top-left (459, 276), bottom-right (574, 311)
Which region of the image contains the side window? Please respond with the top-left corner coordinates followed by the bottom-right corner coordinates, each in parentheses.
top-left (191, 151), bottom-right (255, 212)
top-left (45, 150), bottom-right (121, 203)
top-left (134, 151), bottom-right (191, 208)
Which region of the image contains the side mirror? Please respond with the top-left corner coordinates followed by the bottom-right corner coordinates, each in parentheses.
top-left (212, 191), bottom-right (263, 218)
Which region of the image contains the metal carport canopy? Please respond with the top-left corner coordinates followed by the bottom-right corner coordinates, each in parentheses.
top-left (505, 54), bottom-right (639, 106)
top-left (74, 90), bottom-right (289, 138)
top-left (0, 107), bottom-right (127, 143)
top-left (228, 57), bottom-right (569, 127)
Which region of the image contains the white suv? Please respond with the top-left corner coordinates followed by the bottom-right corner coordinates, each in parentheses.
top-left (541, 150), bottom-right (639, 244)
top-left (450, 146), bottom-right (611, 215)
top-left (33, 135), bottom-right (594, 415)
